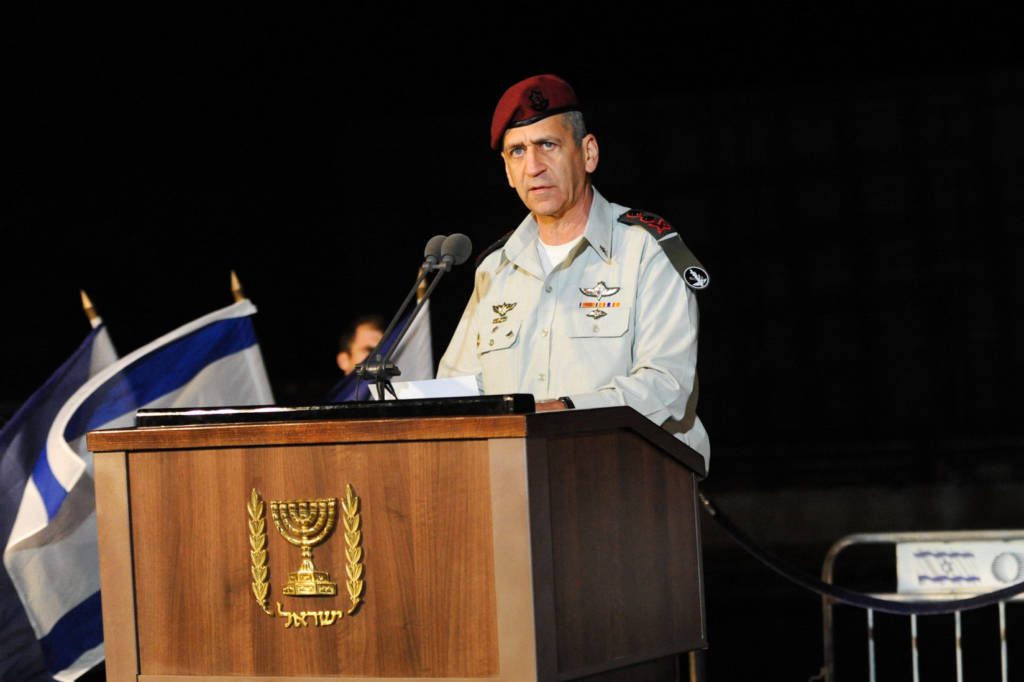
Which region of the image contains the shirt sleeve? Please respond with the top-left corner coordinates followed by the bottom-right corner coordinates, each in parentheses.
top-left (564, 238), bottom-right (701, 430)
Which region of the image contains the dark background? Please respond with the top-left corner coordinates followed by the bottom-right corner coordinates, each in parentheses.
top-left (4, 7), bottom-right (1024, 681)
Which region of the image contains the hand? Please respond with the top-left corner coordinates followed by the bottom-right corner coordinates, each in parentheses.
top-left (535, 399), bottom-right (568, 412)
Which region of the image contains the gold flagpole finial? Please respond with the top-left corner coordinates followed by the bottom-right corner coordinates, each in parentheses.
top-left (231, 270), bottom-right (245, 302)
top-left (416, 267), bottom-right (428, 302)
top-left (80, 289), bottom-right (102, 329)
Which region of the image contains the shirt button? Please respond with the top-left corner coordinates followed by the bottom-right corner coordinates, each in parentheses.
top-left (541, 329), bottom-right (549, 336)
top-left (545, 286), bottom-right (553, 293)
top-left (592, 324), bottom-right (600, 332)
top-left (538, 373), bottom-right (546, 381)
top-left (488, 339), bottom-right (494, 346)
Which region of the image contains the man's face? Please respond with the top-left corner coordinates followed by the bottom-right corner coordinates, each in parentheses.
top-left (501, 114), bottom-right (598, 220)
top-left (337, 322), bottom-right (384, 374)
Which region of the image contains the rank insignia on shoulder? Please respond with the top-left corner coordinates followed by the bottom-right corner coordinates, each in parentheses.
top-left (618, 209), bottom-right (710, 292)
top-left (618, 210), bottom-right (675, 237)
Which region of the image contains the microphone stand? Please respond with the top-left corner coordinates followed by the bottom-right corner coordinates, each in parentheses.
top-left (355, 233), bottom-right (471, 401)
top-left (354, 265), bottom-right (435, 401)
top-left (369, 263), bottom-right (454, 399)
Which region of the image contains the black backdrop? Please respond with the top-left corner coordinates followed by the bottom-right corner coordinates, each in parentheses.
top-left (4, 7), bottom-right (1024, 680)
top-left (6, 8), bottom-right (1023, 429)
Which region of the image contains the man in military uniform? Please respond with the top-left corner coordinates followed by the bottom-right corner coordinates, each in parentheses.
top-left (437, 74), bottom-right (710, 466)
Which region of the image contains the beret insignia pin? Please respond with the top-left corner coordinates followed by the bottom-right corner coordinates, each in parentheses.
top-left (528, 89), bottom-right (549, 112)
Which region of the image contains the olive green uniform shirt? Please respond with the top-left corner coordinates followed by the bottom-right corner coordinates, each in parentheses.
top-left (437, 188), bottom-right (709, 466)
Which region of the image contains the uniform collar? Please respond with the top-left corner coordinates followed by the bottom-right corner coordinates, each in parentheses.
top-left (502, 186), bottom-right (614, 269)
top-left (583, 187), bottom-right (614, 263)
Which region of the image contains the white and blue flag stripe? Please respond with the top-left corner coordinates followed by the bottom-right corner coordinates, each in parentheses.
top-left (0, 324), bottom-right (116, 682)
top-left (4, 299), bottom-right (273, 681)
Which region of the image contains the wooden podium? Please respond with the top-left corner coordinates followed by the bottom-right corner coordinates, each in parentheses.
top-left (88, 403), bottom-right (707, 682)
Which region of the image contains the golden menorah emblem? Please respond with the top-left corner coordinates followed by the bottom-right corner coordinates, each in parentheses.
top-left (269, 497), bottom-right (338, 596)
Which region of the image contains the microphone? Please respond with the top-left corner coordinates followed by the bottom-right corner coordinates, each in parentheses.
top-left (355, 233), bottom-right (474, 400)
top-left (423, 234), bottom-right (446, 270)
top-left (437, 233), bottom-right (473, 271)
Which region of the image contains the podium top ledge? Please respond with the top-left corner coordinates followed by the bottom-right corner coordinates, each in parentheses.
top-left (86, 400), bottom-right (705, 477)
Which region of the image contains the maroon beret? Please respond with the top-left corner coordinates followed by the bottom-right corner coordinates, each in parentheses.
top-left (490, 74), bottom-right (580, 150)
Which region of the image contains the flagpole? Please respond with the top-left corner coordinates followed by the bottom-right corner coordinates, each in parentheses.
top-left (80, 290), bottom-right (102, 329)
top-left (416, 267), bottom-right (427, 303)
top-left (231, 270), bottom-right (245, 302)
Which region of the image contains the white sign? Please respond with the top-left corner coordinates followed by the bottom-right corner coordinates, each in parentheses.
top-left (368, 375), bottom-right (480, 400)
top-left (896, 540), bottom-right (1024, 594)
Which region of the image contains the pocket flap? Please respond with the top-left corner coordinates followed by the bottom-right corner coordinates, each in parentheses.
top-left (477, 320), bottom-right (521, 355)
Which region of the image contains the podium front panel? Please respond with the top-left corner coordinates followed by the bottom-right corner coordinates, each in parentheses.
top-left (126, 439), bottom-right (503, 677)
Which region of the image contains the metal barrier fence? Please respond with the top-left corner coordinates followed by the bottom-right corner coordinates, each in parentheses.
top-left (698, 494), bottom-right (1024, 681)
top-left (820, 530), bottom-right (1024, 682)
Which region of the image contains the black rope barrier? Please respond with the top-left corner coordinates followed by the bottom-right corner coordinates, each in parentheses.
top-left (699, 492), bottom-right (1024, 616)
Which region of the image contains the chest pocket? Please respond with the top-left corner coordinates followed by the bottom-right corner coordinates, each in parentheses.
top-left (477, 319), bottom-right (521, 356)
top-left (567, 305), bottom-right (631, 338)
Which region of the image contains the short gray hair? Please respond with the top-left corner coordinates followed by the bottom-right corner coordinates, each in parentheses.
top-left (562, 110), bottom-right (588, 146)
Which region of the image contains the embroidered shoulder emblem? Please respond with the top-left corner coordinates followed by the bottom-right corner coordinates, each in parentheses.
top-left (683, 266), bottom-right (710, 290)
top-left (617, 209), bottom-right (710, 292)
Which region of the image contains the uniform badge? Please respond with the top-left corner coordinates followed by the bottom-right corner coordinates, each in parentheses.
top-left (683, 266), bottom-right (710, 290)
top-left (579, 281), bottom-right (620, 300)
top-left (579, 281), bottom-right (620, 316)
top-left (492, 302), bottom-right (517, 323)
top-left (618, 209), bottom-right (710, 292)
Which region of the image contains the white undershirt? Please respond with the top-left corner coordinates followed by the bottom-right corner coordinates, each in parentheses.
top-left (538, 235), bottom-right (584, 276)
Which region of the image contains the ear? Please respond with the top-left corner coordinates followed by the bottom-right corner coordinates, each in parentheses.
top-left (337, 351), bottom-right (352, 374)
top-left (501, 153), bottom-right (515, 188)
top-left (582, 134), bottom-right (599, 174)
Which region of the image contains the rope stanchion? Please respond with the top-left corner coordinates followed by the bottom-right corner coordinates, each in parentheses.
top-left (699, 492), bottom-right (1024, 616)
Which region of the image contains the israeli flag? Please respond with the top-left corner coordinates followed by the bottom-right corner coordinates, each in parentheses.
top-left (1, 324), bottom-right (117, 681)
top-left (3, 299), bottom-right (273, 681)
top-left (326, 300), bottom-right (434, 402)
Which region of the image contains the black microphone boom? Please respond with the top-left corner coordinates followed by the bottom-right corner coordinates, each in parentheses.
top-left (354, 233), bottom-right (473, 401)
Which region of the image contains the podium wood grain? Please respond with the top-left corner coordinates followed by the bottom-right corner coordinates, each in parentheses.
top-left (127, 440), bottom-right (500, 677)
top-left (90, 408), bottom-right (705, 681)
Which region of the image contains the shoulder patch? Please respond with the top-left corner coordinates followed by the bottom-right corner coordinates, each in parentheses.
top-left (618, 209), bottom-right (710, 291)
top-left (618, 209), bottom-right (677, 237)
top-left (474, 230), bottom-right (514, 268)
